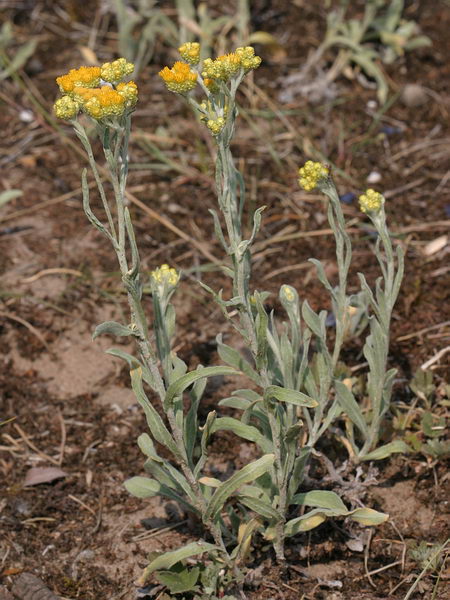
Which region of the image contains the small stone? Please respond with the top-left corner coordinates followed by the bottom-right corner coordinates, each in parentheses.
top-left (400, 83), bottom-right (428, 107)
top-left (19, 110), bottom-right (34, 123)
top-left (366, 171), bottom-right (382, 184)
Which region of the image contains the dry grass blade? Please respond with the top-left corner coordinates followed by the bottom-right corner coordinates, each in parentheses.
top-left (22, 268), bottom-right (83, 283)
top-left (0, 311), bottom-right (49, 350)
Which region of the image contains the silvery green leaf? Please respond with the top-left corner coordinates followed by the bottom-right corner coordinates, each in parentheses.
top-left (93, 320), bottom-right (135, 339)
top-left (184, 374), bottom-right (207, 465)
top-left (292, 490), bottom-right (348, 513)
top-left (130, 367), bottom-right (181, 458)
top-left (348, 508), bottom-right (389, 526)
top-left (208, 209), bottom-right (228, 251)
top-left (142, 541), bottom-right (220, 577)
top-left (217, 335), bottom-right (261, 385)
top-left (165, 303), bottom-right (176, 340)
top-left (254, 293), bottom-right (269, 370)
top-left (360, 440), bottom-right (410, 461)
top-left (205, 454), bottom-right (275, 521)
top-left (81, 169), bottom-right (114, 244)
top-left (309, 259), bottom-right (334, 295)
top-left (279, 331), bottom-right (294, 384)
top-left (288, 447), bottom-right (311, 501)
top-left (357, 273), bottom-right (382, 321)
top-left (392, 245), bottom-right (405, 303)
top-left (265, 385), bottom-right (318, 408)
top-left (124, 207), bottom-right (140, 274)
top-left (248, 205), bottom-right (266, 245)
top-left (156, 567), bottom-right (200, 595)
top-left (237, 495), bottom-right (283, 522)
top-left (210, 417), bottom-right (271, 452)
top-left (144, 457), bottom-right (178, 489)
top-left (218, 397), bottom-right (252, 410)
top-left (124, 476), bottom-right (163, 497)
top-left (283, 508), bottom-right (331, 537)
top-left (0, 189), bottom-right (22, 206)
top-left (234, 388), bottom-right (261, 401)
top-left (302, 300), bottom-right (325, 339)
top-left (170, 354), bottom-right (188, 382)
top-left (124, 476), bottom-right (196, 513)
top-left (164, 365), bottom-right (238, 409)
top-left (106, 348), bottom-right (139, 368)
top-left (194, 410), bottom-right (216, 478)
top-left (138, 433), bottom-right (156, 457)
top-left (335, 380), bottom-right (368, 436)
top-left (106, 348), bottom-right (156, 389)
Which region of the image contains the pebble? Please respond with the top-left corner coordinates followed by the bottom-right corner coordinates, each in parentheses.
top-left (401, 83), bottom-right (428, 107)
top-left (19, 110), bottom-right (34, 123)
top-left (366, 171), bottom-right (382, 184)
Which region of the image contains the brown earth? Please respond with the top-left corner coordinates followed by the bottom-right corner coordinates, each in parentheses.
top-left (0, 1), bottom-right (449, 599)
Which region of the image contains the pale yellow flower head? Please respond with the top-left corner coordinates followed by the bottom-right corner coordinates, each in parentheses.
top-left (117, 81), bottom-right (139, 108)
top-left (151, 264), bottom-right (180, 294)
top-left (56, 66), bottom-right (101, 94)
top-left (280, 284), bottom-right (297, 303)
top-left (53, 96), bottom-right (80, 120)
top-left (159, 62), bottom-right (198, 93)
top-left (101, 58), bottom-right (134, 83)
top-left (202, 46), bottom-right (261, 81)
top-left (207, 117), bottom-right (226, 136)
top-left (178, 42), bottom-right (200, 65)
top-left (359, 189), bottom-right (384, 214)
top-left (298, 161), bottom-right (329, 191)
top-left (235, 46), bottom-right (262, 71)
top-left (74, 86), bottom-right (126, 119)
top-left (202, 53), bottom-right (241, 81)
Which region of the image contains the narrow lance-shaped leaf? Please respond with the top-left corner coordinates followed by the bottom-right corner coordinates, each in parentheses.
top-left (334, 379), bottom-right (368, 437)
top-left (205, 454), bottom-right (275, 521)
top-left (138, 541), bottom-right (220, 585)
top-left (360, 440), bottom-right (410, 461)
top-left (164, 365), bottom-right (239, 410)
top-left (93, 320), bottom-right (135, 340)
top-left (124, 476), bottom-right (196, 513)
top-left (217, 334), bottom-right (261, 385)
top-left (130, 367), bottom-right (181, 458)
top-left (265, 385), bottom-right (318, 408)
top-left (292, 490), bottom-right (347, 512)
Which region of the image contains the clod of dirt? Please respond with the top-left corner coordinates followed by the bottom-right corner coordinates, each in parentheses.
top-left (11, 573), bottom-right (60, 600)
top-left (0, 586), bottom-right (14, 600)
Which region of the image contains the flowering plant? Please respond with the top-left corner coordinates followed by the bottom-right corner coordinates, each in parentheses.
top-left (54, 47), bottom-right (405, 596)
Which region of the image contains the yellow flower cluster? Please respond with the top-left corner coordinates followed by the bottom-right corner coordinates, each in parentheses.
top-left (54, 96), bottom-right (81, 120)
top-left (100, 58), bottom-right (134, 83)
top-left (158, 61), bottom-right (198, 94)
top-left (151, 264), bottom-right (180, 288)
top-left (56, 66), bottom-right (101, 93)
top-left (207, 117), bottom-right (226, 136)
top-left (178, 42), bottom-right (200, 65)
top-left (235, 46), bottom-right (262, 71)
top-left (298, 161), bottom-right (329, 191)
top-left (202, 46), bottom-right (261, 82)
top-left (54, 58), bottom-right (137, 121)
top-left (73, 86), bottom-right (126, 119)
top-left (358, 189), bottom-right (384, 214)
